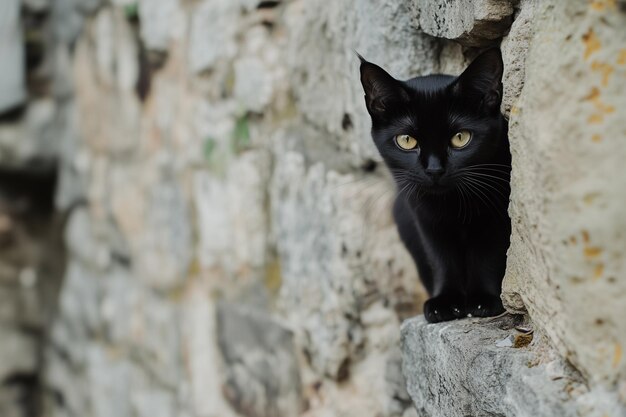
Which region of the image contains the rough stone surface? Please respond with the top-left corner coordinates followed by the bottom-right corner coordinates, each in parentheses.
top-left (401, 316), bottom-right (626, 417)
top-left (0, 0), bottom-right (624, 416)
top-left (138, 0), bottom-right (180, 52)
top-left (0, 0), bottom-right (26, 113)
top-left (217, 303), bottom-right (303, 417)
top-left (502, 0), bottom-right (626, 387)
top-left (39, 2), bottom-right (427, 417)
top-left (413, 0), bottom-right (515, 46)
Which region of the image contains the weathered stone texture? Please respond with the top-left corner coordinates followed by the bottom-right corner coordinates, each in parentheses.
top-left (401, 316), bottom-right (626, 417)
top-left (217, 303), bottom-right (304, 417)
top-left (40, 1), bottom-right (427, 417)
top-left (0, 0), bottom-right (624, 416)
top-left (502, 0), bottom-right (626, 387)
top-left (285, 0), bottom-right (440, 163)
top-left (412, 0), bottom-right (515, 46)
top-left (0, 0), bottom-right (26, 113)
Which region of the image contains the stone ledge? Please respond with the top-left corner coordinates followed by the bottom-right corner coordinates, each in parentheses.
top-left (400, 315), bottom-right (625, 417)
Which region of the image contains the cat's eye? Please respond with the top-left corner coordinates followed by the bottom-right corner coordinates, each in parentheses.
top-left (450, 130), bottom-right (472, 149)
top-left (394, 134), bottom-right (418, 150)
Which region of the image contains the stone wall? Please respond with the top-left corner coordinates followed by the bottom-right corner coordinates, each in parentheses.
top-left (0, 0), bottom-right (624, 417)
top-left (43, 1), bottom-right (433, 416)
top-left (0, 0), bottom-right (75, 416)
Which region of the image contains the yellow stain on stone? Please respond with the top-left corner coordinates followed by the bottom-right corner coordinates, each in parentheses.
top-left (598, 103), bottom-right (614, 113)
top-left (593, 263), bottom-right (604, 280)
top-left (618, 49), bottom-right (626, 65)
top-left (264, 259), bottom-right (282, 293)
top-left (584, 87), bottom-right (615, 124)
top-left (589, 0), bottom-right (616, 11)
top-left (614, 343), bottom-right (623, 368)
top-left (584, 87), bottom-right (616, 113)
top-left (582, 230), bottom-right (590, 244)
top-left (583, 86), bottom-right (601, 101)
top-left (591, 134), bottom-right (602, 143)
top-left (591, 61), bottom-right (614, 86)
top-left (582, 28), bottom-right (601, 60)
top-left (583, 192), bottom-right (600, 204)
top-left (510, 106), bottom-right (521, 116)
top-left (588, 114), bottom-right (604, 124)
top-left (187, 257), bottom-right (202, 277)
top-left (585, 246), bottom-right (603, 258)
top-left (513, 332), bottom-right (533, 348)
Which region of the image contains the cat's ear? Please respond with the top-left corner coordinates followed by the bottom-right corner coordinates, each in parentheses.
top-left (359, 55), bottom-right (409, 120)
top-left (453, 48), bottom-right (503, 113)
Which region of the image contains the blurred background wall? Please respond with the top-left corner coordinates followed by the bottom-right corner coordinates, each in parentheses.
top-left (0, 1), bottom-right (624, 417)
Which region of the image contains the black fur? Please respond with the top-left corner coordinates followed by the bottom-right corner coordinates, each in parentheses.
top-left (359, 49), bottom-right (511, 323)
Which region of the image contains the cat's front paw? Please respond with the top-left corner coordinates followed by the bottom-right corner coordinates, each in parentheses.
top-left (466, 293), bottom-right (504, 318)
top-left (424, 293), bottom-right (465, 323)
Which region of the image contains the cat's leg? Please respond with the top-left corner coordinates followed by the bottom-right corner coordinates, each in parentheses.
top-left (393, 198), bottom-right (434, 293)
top-left (465, 219), bottom-right (509, 317)
top-left (394, 199), bottom-right (467, 322)
top-left (419, 224), bottom-right (467, 323)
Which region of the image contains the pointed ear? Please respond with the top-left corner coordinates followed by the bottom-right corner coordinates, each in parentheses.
top-left (453, 48), bottom-right (503, 113)
top-left (359, 56), bottom-right (409, 120)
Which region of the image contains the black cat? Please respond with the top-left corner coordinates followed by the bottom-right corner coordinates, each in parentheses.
top-left (359, 49), bottom-right (511, 323)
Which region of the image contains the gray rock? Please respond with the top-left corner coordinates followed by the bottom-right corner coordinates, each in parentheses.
top-left (412, 0), bottom-right (514, 46)
top-left (284, 0), bottom-right (440, 163)
top-left (85, 345), bottom-right (132, 417)
top-left (138, 0), bottom-right (178, 51)
top-left (385, 348), bottom-right (418, 417)
top-left (188, 1), bottom-right (240, 73)
top-left (271, 144), bottom-right (422, 380)
top-left (51, 0), bottom-right (86, 44)
top-left (217, 303), bottom-right (304, 417)
top-left (500, 0), bottom-right (537, 116)
top-left (22, 0), bottom-right (51, 12)
top-left (401, 316), bottom-right (626, 417)
top-left (135, 181), bottom-right (192, 290)
top-left (0, 326), bottom-right (37, 382)
top-left (0, 0), bottom-right (26, 114)
top-left (502, 0), bottom-right (626, 386)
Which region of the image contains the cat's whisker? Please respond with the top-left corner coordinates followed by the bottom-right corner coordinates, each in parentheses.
top-left (409, 184), bottom-right (422, 206)
top-left (461, 173), bottom-right (509, 193)
top-left (462, 174), bottom-right (509, 200)
top-left (457, 181), bottom-right (473, 223)
top-left (462, 177), bottom-right (507, 219)
top-left (460, 163), bottom-right (511, 169)
top-left (455, 184), bottom-right (463, 220)
top-left (340, 179), bottom-right (395, 205)
top-left (397, 181), bottom-right (413, 197)
top-left (459, 178), bottom-right (497, 217)
top-left (462, 175), bottom-right (509, 201)
top-left (458, 167), bottom-right (510, 175)
top-left (332, 175), bottom-right (386, 191)
top-left (359, 187), bottom-right (395, 222)
top-left (461, 172), bottom-right (510, 184)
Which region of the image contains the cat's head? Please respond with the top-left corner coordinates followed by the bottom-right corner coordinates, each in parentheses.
top-left (359, 49), bottom-right (508, 196)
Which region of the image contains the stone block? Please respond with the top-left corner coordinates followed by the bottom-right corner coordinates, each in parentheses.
top-left (502, 0), bottom-right (626, 385)
top-left (401, 316), bottom-right (626, 417)
top-left (217, 303), bottom-right (304, 417)
top-left (0, 0), bottom-right (26, 114)
top-left (412, 0), bottom-right (514, 46)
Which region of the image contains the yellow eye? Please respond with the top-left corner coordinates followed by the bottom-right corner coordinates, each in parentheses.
top-left (394, 134), bottom-right (418, 150)
top-left (450, 130), bottom-right (472, 149)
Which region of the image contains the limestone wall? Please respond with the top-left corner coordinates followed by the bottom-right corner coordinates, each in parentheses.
top-left (44, 1), bottom-right (433, 416)
top-left (0, 0), bottom-right (624, 416)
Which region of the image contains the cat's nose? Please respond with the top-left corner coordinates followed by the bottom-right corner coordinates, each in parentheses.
top-left (426, 167), bottom-right (444, 182)
top-left (424, 154), bottom-right (444, 181)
